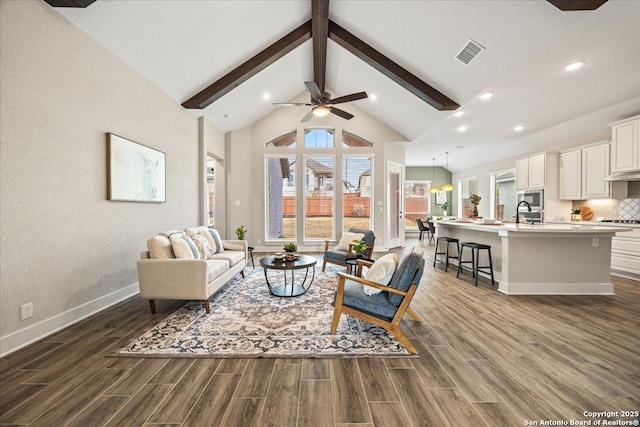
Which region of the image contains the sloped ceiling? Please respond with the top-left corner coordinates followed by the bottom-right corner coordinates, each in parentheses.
top-left (55, 1), bottom-right (640, 171)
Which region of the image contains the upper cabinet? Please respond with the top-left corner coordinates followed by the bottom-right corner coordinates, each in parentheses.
top-left (515, 158), bottom-right (529, 190)
top-left (559, 150), bottom-right (582, 199)
top-left (610, 115), bottom-right (640, 173)
top-left (560, 142), bottom-right (611, 200)
top-left (528, 154), bottom-right (546, 189)
top-left (515, 154), bottom-right (545, 190)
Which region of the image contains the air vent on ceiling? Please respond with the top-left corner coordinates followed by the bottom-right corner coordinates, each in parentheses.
top-left (455, 40), bottom-right (484, 66)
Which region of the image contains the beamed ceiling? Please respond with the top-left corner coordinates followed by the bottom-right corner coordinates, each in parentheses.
top-left (52, 0), bottom-right (640, 171)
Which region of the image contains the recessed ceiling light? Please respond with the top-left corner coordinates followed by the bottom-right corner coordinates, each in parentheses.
top-left (370, 94), bottom-right (377, 101)
top-left (480, 92), bottom-right (493, 100)
top-left (514, 125), bottom-right (524, 132)
top-left (262, 93), bottom-right (270, 100)
top-left (457, 126), bottom-right (467, 132)
top-left (565, 60), bottom-right (585, 71)
top-left (454, 111), bottom-right (464, 117)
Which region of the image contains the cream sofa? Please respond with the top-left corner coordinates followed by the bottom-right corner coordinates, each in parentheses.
top-left (137, 227), bottom-right (247, 314)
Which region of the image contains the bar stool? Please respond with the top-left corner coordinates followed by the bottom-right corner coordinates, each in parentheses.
top-left (433, 237), bottom-right (460, 272)
top-left (456, 242), bottom-right (495, 287)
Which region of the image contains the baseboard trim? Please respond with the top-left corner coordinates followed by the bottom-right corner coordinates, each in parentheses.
top-left (0, 282), bottom-right (140, 358)
top-left (497, 281), bottom-right (614, 295)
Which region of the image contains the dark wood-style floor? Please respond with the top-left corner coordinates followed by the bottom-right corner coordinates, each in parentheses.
top-left (1, 239), bottom-right (639, 426)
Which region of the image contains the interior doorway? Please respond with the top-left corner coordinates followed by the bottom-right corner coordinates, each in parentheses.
top-left (387, 161), bottom-right (404, 248)
top-left (207, 156), bottom-right (215, 227)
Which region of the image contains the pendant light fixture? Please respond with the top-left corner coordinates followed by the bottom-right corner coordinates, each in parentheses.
top-left (441, 151), bottom-right (454, 192)
top-left (428, 157), bottom-right (439, 194)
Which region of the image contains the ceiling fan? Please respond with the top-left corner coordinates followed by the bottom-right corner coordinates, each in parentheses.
top-left (273, 81), bottom-right (367, 122)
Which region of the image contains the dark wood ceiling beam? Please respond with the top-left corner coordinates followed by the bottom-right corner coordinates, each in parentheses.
top-left (328, 20), bottom-right (459, 111)
top-left (312, 0), bottom-right (329, 93)
top-left (43, 0), bottom-right (97, 7)
top-left (547, 0), bottom-right (608, 11)
top-left (182, 20), bottom-right (312, 109)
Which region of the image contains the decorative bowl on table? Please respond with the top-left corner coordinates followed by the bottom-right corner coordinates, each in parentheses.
top-left (285, 253), bottom-right (297, 261)
top-left (482, 218), bottom-right (498, 224)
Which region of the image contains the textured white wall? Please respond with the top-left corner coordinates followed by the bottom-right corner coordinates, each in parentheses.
top-left (0, 1), bottom-right (200, 345)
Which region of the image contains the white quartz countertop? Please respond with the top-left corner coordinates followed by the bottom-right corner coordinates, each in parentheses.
top-left (436, 221), bottom-right (633, 235)
top-left (547, 221), bottom-right (640, 229)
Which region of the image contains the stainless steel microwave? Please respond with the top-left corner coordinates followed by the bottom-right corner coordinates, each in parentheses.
top-left (517, 189), bottom-right (544, 211)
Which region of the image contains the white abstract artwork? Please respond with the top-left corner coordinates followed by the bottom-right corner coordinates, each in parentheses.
top-left (108, 133), bottom-right (166, 202)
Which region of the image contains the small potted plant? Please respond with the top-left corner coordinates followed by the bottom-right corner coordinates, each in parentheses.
top-left (283, 242), bottom-right (297, 260)
top-left (469, 193), bottom-right (481, 217)
top-left (570, 208), bottom-right (583, 221)
top-left (441, 200), bottom-right (450, 217)
top-left (352, 239), bottom-right (368, 257)
top-left (235, 225), bottom-right (247, 240)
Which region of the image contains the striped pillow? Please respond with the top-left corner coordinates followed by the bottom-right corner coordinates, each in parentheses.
top-left (170, 234), bottom-right (200, 260)
top-left (185, 228), bottom-right (214, 259)
top-left (207, 228), bottom-right (225, 254)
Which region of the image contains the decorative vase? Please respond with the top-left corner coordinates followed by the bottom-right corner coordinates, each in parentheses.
top-left (472, 206), bottom-right (479, 217)
top-left (571, 214), bottom-right (582, 221)
top-left (443, 210), bottom-right (448, 217)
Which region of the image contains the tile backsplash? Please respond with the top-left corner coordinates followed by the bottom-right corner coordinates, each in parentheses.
top-left (572, 198), bottom-right (640, 221)
top-left (619, 198), bottom-right (640, 220)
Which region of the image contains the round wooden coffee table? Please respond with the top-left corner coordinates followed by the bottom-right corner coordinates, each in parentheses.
top-left (260, 254), bottom-right (317, 297)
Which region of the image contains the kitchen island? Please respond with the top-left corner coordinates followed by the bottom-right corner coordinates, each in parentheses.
top-left (435, 221), bottom-right (632, 295)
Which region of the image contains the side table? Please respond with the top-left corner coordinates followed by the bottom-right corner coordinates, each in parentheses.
top-left (344, 256), bottom-right (375, 275)
top-left (247, 246), bottom-right (255, 268)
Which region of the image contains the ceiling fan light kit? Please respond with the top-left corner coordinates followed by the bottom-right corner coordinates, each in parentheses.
top-left (273, 81), bottom-right (366, 122)
top-left (312, 105), bottom-right (331, 117)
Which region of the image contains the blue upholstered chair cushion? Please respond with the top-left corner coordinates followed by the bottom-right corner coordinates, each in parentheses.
top-left (323, 249), bottom-right (349, 262)
top-left (323, 228), bottom-right (375, 263)
top-left (335, 279), bottom-right (399, 321)
top-left (387, 249), bottom-right (425, 306)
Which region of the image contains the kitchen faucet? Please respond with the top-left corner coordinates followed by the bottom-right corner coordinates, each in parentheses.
top-left (516, 200), bottom-right (531, 224)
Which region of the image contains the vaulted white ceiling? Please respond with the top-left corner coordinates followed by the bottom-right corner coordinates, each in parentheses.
top-left (56, 1), bottom-right (640, 171)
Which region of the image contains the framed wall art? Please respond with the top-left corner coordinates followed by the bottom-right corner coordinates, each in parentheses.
top-left (107, 133), bottom-right (166, 202)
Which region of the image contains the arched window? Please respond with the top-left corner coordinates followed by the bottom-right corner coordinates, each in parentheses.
top-left (342, 131), bottom-right (373, 147)
top-left (304, 128), bottom-right (334, 147)
top-left (266, 130), bottom-right (296, 148)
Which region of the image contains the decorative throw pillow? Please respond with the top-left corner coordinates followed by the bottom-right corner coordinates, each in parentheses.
top-left (335, 231), bottom-right (365, 251)
top-left (206, 228), bottom-right (225, 254)
top-left (363, 253), bottom-right (399, 296)
top-left (147, 235), bottom-right (174, 259)
top-left (170, 234), bottom-right (200, 260)
top-left (185, 229), bottom-right (214, 259)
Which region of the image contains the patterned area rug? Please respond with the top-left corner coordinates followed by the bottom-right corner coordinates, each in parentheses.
top-left (116, 267), bottom-right (412, 358)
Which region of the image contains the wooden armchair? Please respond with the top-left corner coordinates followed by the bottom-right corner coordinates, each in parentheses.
top-left (322, 228), bottom-right (376, 272)
top-left (330, 249), bottom-right (425, 354)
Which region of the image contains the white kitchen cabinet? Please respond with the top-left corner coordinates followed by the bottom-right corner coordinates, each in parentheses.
top-left (515, 158), bottom-right (529, 190)
top-left (611, 228), bottom-right (640, 279)
top-left (610, 116), bottom-right (639, 173)
top-left (516, 154), bottom-right (545, 190)
top-left (560, 142), bottom-right (612, 200)
top-left (582, 143), bottom-right (611, 198)
top-left (528, 154), bottom-right (545, 189)
top-left (559, 150), bottom-right (581, 199)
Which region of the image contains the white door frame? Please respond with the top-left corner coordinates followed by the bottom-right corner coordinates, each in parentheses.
top-left (387, 161), bottom-right (405, 248)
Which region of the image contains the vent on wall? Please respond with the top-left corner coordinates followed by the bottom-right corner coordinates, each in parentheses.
top-left (455, 40), bottom-right (484, 65)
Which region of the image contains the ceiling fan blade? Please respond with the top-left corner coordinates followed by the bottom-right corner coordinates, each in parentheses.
top-left (330, 107), bottom-right (354, 120)
top-left (272, 102), bottom-right (313, 106)
top-left (301, 110), bottom-right (315, 123)
top-left (304, 81), bottom-right (323, 102)
top-left (330, 91), bottom-right (368, 105)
